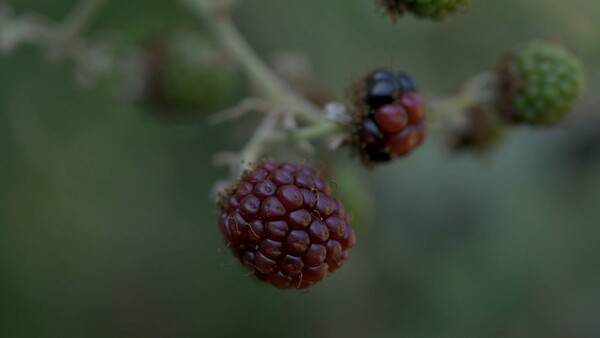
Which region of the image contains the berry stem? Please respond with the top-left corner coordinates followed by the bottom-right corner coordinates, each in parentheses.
top-left (268, 122), bottom-right (345, 144)
top-left (235, 115), bottom-right (345, 176)
top-left (183, 0), bottom-right (345, 179)
top-left (182, 0), bottom-right (329, 126)
top-left (429, 72), bottom-right (499, 130)
top-left (60, 0), bottom-right (108, 43)
top-left (237, 112), bottom-right (280, 175)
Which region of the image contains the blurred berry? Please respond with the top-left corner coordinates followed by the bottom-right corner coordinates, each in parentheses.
top-left (379, 0), bottom-right (469, 20)
top-left (498, 42), bottom-right (584, 125)
top-left (218, 161), bottom-right (356, 290)
top-left (135, 30), bottom-right (244, 119)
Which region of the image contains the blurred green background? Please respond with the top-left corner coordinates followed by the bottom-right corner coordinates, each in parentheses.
top-left (2, 0), bottom-right (600, 337)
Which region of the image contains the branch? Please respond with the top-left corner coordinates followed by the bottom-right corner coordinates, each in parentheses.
top-left (429, 71), bottom-right (499, 130)
top-left (231, 115), bottom-right (345, 178)
top-left (181, 0), bottom-right (329, 125)
top-left (236, 112), bottom-right (280, 175)
top-left (268, 122), bottom-right (345, 144)
top-left (183, 0), bottom-right (502, 181)
top-left (60, 0), bottom-right (108, 43)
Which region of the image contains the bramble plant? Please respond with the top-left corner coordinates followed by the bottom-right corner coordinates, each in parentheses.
top-left (0, 0), bottom-right (585, 289)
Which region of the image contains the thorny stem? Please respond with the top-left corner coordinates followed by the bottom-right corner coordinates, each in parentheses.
top-left (181, 0), bottom-right (329, 126)
top-left (0, 0), bottom-right (503, 183)
top-left (236, 112), bottom-right (280, 175)
top-left (182, 0), bottom-right (500, 179)
top-left (268, 123), bottom-right (345, 144)
top-left (60, 0), bottom-right (108, 43)
top-left (429, 72), bottom-right (499, 130)
top-left (234, 119), bottom-right (345, 177)
top-left (182, 0), bottom-right (340, 178)
top-left (255, 73), bottom-right (498, 167)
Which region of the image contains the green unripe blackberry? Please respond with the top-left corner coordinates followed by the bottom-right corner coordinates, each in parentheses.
top-left (161, 32), bottom-right (241, 110)
top-left (379, 0), bottom-right (469, 20)
top-left (138, 31), bottom-right (243, 117)
top-left (498, 42), bottom-right (584, 125)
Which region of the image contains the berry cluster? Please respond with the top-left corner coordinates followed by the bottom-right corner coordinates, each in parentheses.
top-left (218, 161), bottom-right (356, 289)
top-left (499, 42), bottom-right (584, 125)
top-left (351, 69), bottom-right (426, 164)
top-left (379, 0), bottom-right (469, 20)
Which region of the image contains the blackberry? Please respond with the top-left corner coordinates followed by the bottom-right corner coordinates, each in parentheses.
top-left (350, 68), bottom-right (426, 165)
top-left (498, 42), bottom-right (584, 125)
top-left (218, 161), bottom-right (356, 290)
top-left (379, 0), bottom-right (469, 20)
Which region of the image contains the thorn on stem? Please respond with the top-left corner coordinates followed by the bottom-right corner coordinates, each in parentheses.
top-left (207, 97), bottom-right (269, 125)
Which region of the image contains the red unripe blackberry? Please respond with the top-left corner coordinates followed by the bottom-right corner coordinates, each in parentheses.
top-left (218, 161), bottom-right (356, 289)
top-left (401, 92), bottom-right (425, 124)
top-left (374, 103), bottom-right (409, 133)
top-left (350, 68), bottom-right (427, 165)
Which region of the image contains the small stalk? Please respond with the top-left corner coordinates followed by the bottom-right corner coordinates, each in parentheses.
top-left (267, 122), bottom-right (345, 144)
top-left (181, 0), bottom-right (329, 125)
top-left (429, 71), bottom-right (499, 130)
top-left (236, 113), bottom-right (280, 176)
top-left (60, 0), bottom-right (108, 43)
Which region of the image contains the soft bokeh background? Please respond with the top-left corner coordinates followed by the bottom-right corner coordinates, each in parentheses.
top-left (2, 0), bottom-right (600, 337)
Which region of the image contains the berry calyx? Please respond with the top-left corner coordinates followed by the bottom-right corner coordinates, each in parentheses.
top-left (350, 68), bottom-right (427, 165)
top-left (498, 42), bottom-right (584, 125)
top-left (217, 161), bottom-right (356, 290)
top-left (449, 108), bottom-right (506, 153)
top-left (379, 0), bottom-right (469, 20)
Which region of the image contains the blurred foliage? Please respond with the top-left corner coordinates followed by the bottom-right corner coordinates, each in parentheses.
top-left (1, 0), bottom-right (600, 337)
